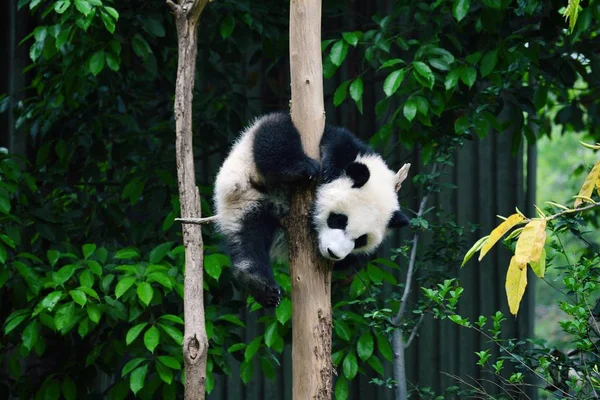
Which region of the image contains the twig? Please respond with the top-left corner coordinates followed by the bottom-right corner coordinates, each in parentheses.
top-left (546, 201), bottom-right (600, 221)
top-left (392, 163), bottom-right (438, 325)
top-left (404, 313), bottom-right (425, 349)
top-left (176, 216), bottom-right (218, 224)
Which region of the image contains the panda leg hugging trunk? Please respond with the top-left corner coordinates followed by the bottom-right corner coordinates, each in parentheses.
top-left (214, 112), bottom-right (410, 308)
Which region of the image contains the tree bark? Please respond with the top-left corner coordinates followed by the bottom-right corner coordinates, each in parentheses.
top-left (286, 1), bottom-right (332, 399)
top-left (168, 0), bottom-right (210, 399)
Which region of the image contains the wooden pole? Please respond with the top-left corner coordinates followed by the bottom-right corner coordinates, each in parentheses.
top-left (287, 0), bottom-right (333, 398)
top-left (167, 0), bottom-right (210, 398)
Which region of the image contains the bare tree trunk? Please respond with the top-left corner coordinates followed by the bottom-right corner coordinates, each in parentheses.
top-left (167, 0), bottom-right (210, 398)
top-left (286, 0), bottom-right (333, 399)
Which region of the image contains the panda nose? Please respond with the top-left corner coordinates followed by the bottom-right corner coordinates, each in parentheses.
top-left (327, 248), bottom-right (341, 260)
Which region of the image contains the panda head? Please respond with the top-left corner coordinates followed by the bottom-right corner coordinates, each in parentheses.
top-left (312, 156), bottom-right (410, 261)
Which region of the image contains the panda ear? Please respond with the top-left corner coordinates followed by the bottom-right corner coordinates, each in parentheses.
top-left (346, 162), bottom-right (370, 188)
top-left (388, 210), bottom-right (410, 228)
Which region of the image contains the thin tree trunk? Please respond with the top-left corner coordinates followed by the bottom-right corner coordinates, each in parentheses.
top-left (167, 0), bottom-right (210, 398)
top-left (286, 0), bottom-right (333, 399)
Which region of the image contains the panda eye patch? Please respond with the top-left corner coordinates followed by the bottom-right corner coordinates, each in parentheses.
top-left (327, 213), bottom-right (348, 230)
top-left (354, 234), bottom-right (368, 249)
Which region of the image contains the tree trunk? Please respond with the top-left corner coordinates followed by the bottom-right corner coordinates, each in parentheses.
top-left (287, 1), bottom-right (333, 399)
top-left (168, 1), bottom-right (210, 398)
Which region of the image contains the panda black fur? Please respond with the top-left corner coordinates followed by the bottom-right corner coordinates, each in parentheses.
top-left (214, 112), bottom-right (410, 308)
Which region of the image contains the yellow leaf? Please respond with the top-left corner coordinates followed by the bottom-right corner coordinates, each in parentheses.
top-left (574, 161), bottom-right (600, 208)
top-left (478, 214), bottom-right (524, 261)
top-left (461, 235), bottom-right (489, 268)
top-left (579, 141), bottom-right (600, 150)
top-left (515, 220), bottom-right (547, 264)
top-left (530, 248), bottom-right (546, 278)
top-left (506, 256), bottom-right (527, 316)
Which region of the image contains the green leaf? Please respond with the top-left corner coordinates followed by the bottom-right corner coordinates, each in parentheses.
top-left (158, 323), bottom-right (183, 345)
top-left (79, 270), bottom-right (94, 287)
top-left (342, 31), bottom-right (361, 47)
top-left (403, 97), bottom-right (418, 122)
top-left (61, 377), bottom-right (77, 400)
top-left (379, 58), bottom-right (404, 69)
top-left (413, 61), bottom-right (434, 89)
top-left (480, 49), bottom-right (498, 77)
top-left (159, 314), bottom-right (184, 325)
top-left (74, 0), bottom-right (92, 16)
top-left (367, 355), bottom-right (384, 376)
top-left (156, 360), bottom-right (173, 384)
top-left (33, 291), bottom-right (63, 316)
top-left (357, 331), bottom-right (374, 361)
top-left (15, 261), bottom-right (41, 294)
top-left (383, 69), bottom-right (406, 97)
top-left (349, 78), bottom-right (364, 104)
top-left (82, 244), bottom-right (96, 260)
top-left (146, 272), bottom-right (172, 289)
top-left (0, 195), bottom-right (11, 214)
top-left (149, 242), bottom-right (172, 264)
top-left (459, 66), bottom-right (477, 88)
top-left (244, 335), bottom-right (262, 361)
top-left (240, 360), bottom-right (253, 384)
top-left (87, 260), bottom-right (102, 276)
top-left (453, 0), bottom-right (470, 21)
top-left (54, 1), bottom-right (70, 14)
top-left (218, 314), bottom-right (245, 327)
top-left (264, 322), bottom-right (279, 348)
top-left (0, 245), bottom-right (7, 264)
top-left (54, 264), bottom-right (76, 286)
top-left (137, 282), bottom-right (153, 306)
top-left (115, 248), bottom-right (139, 260)
top-left (454, 115), bottom-right (469, 134)
top-left (228, 343), bottom-right (246, 353)
top-left (126, 323), bottom-right (147, 345)
top-left (105, 52), bottom-right (120, 72)
top-left (343, 352), bottom-right (358, 380)
top-left (474, 114), bottom-right (490, 138)
top-left (276, 298), bottom-right (292, 325)
top-left (69, 289), bottom-right (87, 307)
top-left (5, 314), bottom-right (28, 335)
top-left (335, 376), bottom-right (349, 400)
top-left (54, 302), bottom-right (76, 333)
top-left (22, 320), bottom-right (39, 350)
top-left (143, 326), bottom-right (160, 353)
top-left (444, 69), bottom-right (460, 91)
top-left (333, 80), bottom-right (350, 107)
top-left (204, 254), bottom-right (224, 280)
top-left (100, 10), bottom-right (116, 34)
top-left (122, 358), bottom-right (146, 377)
top-left (79, 286), bottom-right (99, 301)
top-left (103, 6), bottom-right (118, 20)
top-left (334, 320), bottom-right (352, 341)
top-left (157, 355), bottom-right (181, 370)
top-left (377, 334), bottom-right (393, 361)
top-left (78, 318), bottom-right (89, 338)
top-left (86, 303), bottom-right (101, 324)
top-left (129, 364), bottom-right (148, 395)
top-left (115, 276), bottom-right (136, 298)
top-left (330, 40), bottom-right (348, 67)
top-left (220, 14), bottom-right (235, 39)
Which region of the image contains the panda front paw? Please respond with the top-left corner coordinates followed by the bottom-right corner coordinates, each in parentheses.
top-left (253, 284), bottom-right (281, 309)
top-left (302, 158), bottom-right (321, 181)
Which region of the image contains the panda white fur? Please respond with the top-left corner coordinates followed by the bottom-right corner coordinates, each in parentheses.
top-left (214, 112), bottom-right (410, 308)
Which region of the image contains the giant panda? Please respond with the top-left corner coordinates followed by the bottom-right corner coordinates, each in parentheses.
top-left (214, 112), bottom-right (410, 308)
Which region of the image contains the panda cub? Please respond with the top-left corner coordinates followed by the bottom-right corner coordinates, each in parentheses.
top-left (214, 112), bottom-right (410, 308)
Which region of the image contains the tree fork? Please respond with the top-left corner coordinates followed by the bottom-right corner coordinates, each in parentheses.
top-left (286, 0), bottom-right (333, 399)
top-left (168, 0), bottom-right (210, 398)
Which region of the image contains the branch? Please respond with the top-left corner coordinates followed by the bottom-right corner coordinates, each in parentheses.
top-left (392, 163), bottom-right (438, 326)
top-left (404, 313), bottom-right (425, 349)
top-left (545, 201), bottom-right (600, 221)
top-left (176, 216), bottom-right (218, 224)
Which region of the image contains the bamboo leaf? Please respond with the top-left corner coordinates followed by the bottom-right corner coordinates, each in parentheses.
top-left (574, 161), bottom-right (600, 208)
top-left (478, 214), bottom-right (524, 261)
top-left (514, 220), bottom-right (547, 264)
top-left (461, 235), bottom-right (489, 267)
top-left (529, 248), bottom-right (546, 278)
top-left (505, 256), bottom-right (527, 315)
